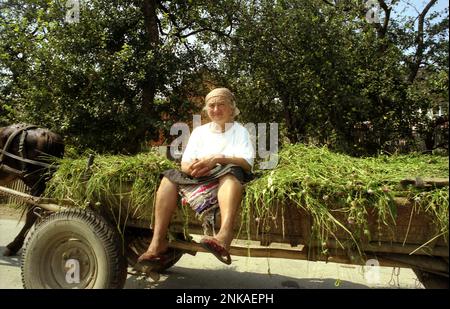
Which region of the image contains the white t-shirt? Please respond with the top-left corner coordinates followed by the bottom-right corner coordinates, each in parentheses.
top-left (181, 122), bottom-right (254, 167)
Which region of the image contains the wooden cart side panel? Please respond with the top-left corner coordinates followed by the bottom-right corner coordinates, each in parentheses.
top-left (166, 198), bottom-right (447, 249)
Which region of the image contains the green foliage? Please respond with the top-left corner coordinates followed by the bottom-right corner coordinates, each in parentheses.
top-left (1, 0), bottom-right (448, 156)
top-left (0, 0), bottom-right (228, 152)
top-left (211, 0), bottom-right (448, 155)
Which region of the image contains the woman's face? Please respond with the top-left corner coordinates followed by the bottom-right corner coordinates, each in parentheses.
top-left (206, 97), bottom-right (234, 125)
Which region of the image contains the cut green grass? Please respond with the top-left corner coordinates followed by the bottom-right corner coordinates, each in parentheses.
top-left (44, 144), bottom-right (448, 257)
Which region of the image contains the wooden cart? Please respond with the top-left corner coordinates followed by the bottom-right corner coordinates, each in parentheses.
top-left (0, 178), bottom-right (448, 289)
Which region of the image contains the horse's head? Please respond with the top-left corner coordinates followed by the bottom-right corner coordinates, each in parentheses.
top-left (0, 124), bottom-right (64, 192)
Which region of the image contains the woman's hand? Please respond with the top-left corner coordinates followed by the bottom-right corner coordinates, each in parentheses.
top-left (190, 155), bottom-right (224, 178)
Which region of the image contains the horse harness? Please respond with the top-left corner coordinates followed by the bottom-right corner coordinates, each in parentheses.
top-left (0, 125), bottom-right (57, 178)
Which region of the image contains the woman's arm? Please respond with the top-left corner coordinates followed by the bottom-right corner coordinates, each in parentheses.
top-left (213, 156), bottom-right (251, 172)
top-left (188, 155), bottom-right (251, 178)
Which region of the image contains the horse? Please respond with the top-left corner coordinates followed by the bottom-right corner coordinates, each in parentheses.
top-left (0, 124), bottom-right (64, 256)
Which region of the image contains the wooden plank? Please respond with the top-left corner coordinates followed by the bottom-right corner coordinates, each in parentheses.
top-left (168, 239), bottom-right (311, 260)
top-left (167, 239), bottom-right (448, 272)
top-left (0, 185), bottom-right (68, 212)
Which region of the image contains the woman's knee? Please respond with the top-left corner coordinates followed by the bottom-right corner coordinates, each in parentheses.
top-left (219, 174), bottom-right (243, 192)
top-left (157, 177), bottom-right (177, 196)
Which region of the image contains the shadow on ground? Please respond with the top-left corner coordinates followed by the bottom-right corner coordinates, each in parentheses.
top-left (0, 246), bottom-right (21, 268)
top-left (125, 265), bottom-right (370, 289)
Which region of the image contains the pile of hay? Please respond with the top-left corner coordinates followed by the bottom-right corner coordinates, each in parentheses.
top-left (44, 151), bottom-right (177, 226)
top-left (242, 144), bottom-right (449, 252)
top-left (45, 144), bottom-right (448, 251)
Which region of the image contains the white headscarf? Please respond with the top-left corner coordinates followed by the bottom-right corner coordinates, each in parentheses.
top-left (204, 88), bottom-right (240, 117)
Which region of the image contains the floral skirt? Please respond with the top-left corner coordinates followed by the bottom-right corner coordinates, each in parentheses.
top-left (161, 164), bottom-right (252, 233)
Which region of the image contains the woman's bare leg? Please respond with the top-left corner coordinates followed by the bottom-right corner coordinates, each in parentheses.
top-left (139, 177), bottom-right (178, 259)
top-left (214, 174), bottom-right (243, 250)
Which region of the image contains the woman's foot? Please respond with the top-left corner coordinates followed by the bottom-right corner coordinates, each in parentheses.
top-left (199, 236), bottom-right (232, 265)
top-left (213, 232), bottom-right (233, 251)
top-left (137, 240), bottom-right (169, 263)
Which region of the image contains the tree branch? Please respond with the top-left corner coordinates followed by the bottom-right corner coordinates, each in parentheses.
top-left (377, 0), bottom-right (391, 38)
top-left (156, 0), bottom-right (231, 39)
top-left (155, 15), bottom-right (168, 37)
top-left (273, 34), bottom-right (296, 56)
top-left (177, 27), bottom-right (230, 39)
top-left (408, 0), bottom-right (438, 83)
top-left (321, 0), bottom-right (335, 6)
top-left (157, 2), bottom-right (195, 34)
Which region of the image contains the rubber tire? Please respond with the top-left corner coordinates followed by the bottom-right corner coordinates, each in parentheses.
top-left (126, 229), bottom-right (185, 273)
top-left (21, 208), bottom-right (127, 289)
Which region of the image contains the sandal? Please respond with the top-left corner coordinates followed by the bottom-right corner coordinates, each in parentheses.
top-left (200, 237), bottom-right (232, 265)
top-left (137, 251), bottom-right (172, 265)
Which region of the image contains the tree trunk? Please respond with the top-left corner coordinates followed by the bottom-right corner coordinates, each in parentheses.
top-left (127, 0), bottom-right (160, 153)
top-left (141, 0), bottom-right (159, 111)
top-left (423, 115), bottom-right (449, 153)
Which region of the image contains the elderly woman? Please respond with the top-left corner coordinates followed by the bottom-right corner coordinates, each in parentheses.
top-left (138, 88), bottom-right (254, 265)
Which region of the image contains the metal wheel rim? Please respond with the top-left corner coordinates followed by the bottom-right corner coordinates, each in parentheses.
top-left (39, 232), bottom-right (98, 289)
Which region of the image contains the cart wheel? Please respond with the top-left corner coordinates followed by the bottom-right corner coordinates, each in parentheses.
top-left (21, 208), bottom-right (127, 289)
top-left (413, 269), bottom-right (449, 289)
top-left (126, 230), bottom-right (184, 273)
